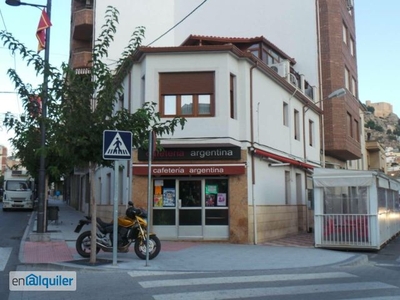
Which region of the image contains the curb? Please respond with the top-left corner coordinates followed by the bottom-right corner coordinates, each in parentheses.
top-left (19, 209), bottom-right (36, 263)
top-left (337, 254), bottom-right (369, 267)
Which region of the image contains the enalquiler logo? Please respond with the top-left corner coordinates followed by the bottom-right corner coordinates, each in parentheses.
top-left (9, 271), bottom-right (77, 291)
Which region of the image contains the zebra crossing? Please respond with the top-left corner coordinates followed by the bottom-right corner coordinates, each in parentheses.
top-left (129, 271), bottom-right (400, 300)
top-left (0, 247), bottom-right (12, 271)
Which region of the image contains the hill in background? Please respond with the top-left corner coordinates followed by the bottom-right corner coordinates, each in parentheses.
top-left (364, 110), bottom-right (400, 151)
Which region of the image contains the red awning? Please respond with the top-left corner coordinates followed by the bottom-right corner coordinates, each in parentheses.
top-left (253, 149), bottom-right (315, 169)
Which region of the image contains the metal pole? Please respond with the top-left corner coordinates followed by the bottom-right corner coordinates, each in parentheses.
top-left (37, 0), bottom-right (51, 233)
top-left (145, 130), bottom-right (153, 266)
top-left (113, 160), bottom-right (119, 266)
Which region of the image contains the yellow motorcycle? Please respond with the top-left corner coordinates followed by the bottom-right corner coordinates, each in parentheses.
top-left (74, 201), bottom-right (161, 260)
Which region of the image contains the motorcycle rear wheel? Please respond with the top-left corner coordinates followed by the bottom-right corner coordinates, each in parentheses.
top-left (76, 230), bottom-right (101, 258)
top-left (134, 235), bottom-right (161, 260)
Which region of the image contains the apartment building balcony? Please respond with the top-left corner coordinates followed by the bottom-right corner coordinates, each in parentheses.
top-left (72, 4), bottom-right (93, 41)
top-left (365, 140), bottom-right (386, 173)
top-left (71, 48), bottom-right (92, 70)
top-left (324, 95), bottom-right (362, 161)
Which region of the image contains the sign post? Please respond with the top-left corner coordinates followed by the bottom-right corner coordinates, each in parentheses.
top-left (103, 130), bottom-right (132, 266)
top-left (146, 130), bottom-right (155, 266)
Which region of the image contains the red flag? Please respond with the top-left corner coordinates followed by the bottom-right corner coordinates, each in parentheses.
top-left (36, 9), bottom-right (52, 53)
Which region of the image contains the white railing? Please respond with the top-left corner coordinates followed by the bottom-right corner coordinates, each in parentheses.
top-left (316, 214), bottom-right (372, 247)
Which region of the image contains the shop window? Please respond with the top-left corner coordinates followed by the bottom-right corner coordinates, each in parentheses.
top-left (179, 210), bottom-right (201, 225)
top-left (205, 179), bottom-right (228, 207)
top-left (153, 179), bottom-right (176, 226)
top-left (153, 210), bottom-right (176, 226)
top-left (205, 179), bottom-right (228, 226)
top-left (159, 72), bottom-right (214, 117)
top-left (206, 210), bottom-right (228, 225)
top-left (153, 179), bottom-right (176, 208)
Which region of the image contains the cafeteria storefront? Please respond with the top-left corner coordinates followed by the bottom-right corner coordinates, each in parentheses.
top-left (132, 146), bottom-right (248, 241)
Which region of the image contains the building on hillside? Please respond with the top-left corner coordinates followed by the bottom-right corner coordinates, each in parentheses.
top-left (365, 140), bottom-right (386, 173)
top-left (365, 101), bottom-right (393, 118)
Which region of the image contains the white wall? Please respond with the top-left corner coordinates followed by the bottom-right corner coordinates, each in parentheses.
top-left (128, 48), bottom-right (321, 164)
top-left (95, 0), bottom-right (319, 89)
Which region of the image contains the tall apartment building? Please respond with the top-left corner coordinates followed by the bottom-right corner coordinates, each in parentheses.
top-left (318, 0), bottom-right (363, 169)
top-left (69, 0), bottom-right (364, 242)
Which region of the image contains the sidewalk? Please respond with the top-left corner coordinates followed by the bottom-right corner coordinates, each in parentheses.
top-left (20, 199), bottom-right (368, 271)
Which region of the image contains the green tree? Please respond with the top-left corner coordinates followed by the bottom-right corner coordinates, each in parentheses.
top-left (1, 6), bottom-right (186, 262)
top-left (366, 106), bottom-right (375, 114)
top-left (365, 120), bottom-right (376, 129)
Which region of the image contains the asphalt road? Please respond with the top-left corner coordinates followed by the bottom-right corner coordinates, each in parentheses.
top-left (0, 203), bottom-right (32, 299)
top-left (6, 262), bottom-right (400, 300)
top-left (2, 202), bottom-right (400, 300)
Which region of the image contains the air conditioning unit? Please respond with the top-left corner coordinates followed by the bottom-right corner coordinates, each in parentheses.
top-left (346, 0), bottom-right (354, 10)
top-left (269, 60), bottom-right (289, 78)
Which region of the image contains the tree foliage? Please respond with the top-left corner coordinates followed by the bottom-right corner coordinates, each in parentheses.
top-left (0, 6), bottom-right (186, 181)
top-left (365, 120), bottom-right (375, 129)
top-left (366, 106), bottom-right (375, 114)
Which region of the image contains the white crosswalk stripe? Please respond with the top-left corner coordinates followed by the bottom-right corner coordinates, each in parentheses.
top-left (152, 282), bottom-right (397, 300)
top-left (138, 272), bottom-right (356, 288)
top-left (133, 271), bottom-right (400, 300)
top-left (342, 297), bottom-right (400, 300)
top-left (0, 247), bottom-right (12, 271)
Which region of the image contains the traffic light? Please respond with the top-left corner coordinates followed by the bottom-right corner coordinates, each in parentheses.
top-left (28, 96), bottom-right (42, 118)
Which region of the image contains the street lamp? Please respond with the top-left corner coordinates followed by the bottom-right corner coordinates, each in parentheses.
top-left (6, 0), bottom-right (52, 234)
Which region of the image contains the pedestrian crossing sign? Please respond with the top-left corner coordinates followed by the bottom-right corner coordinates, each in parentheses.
top-left (103, 130), bottom-right (132, 160)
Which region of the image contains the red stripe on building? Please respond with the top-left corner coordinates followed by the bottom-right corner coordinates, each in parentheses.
top-left (133, 164), bottom-right (246, 176)
top-left (253, 149), bottom-right (315, 169)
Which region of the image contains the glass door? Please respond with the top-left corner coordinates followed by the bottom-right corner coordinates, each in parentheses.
top-left (178, 180), bottom-right (203, 238)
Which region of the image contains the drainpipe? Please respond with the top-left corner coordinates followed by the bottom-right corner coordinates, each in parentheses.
top-left (250, 61), bottom-right (258, 244)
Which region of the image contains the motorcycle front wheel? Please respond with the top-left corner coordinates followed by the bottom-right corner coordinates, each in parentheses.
top-left (76, 230), bottom-right (101, 258)
top-left (134, 234), bottom-right (161, 260)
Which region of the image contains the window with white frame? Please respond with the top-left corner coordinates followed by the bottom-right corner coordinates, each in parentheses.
top-left (141, 75), bottom-right (145, 108)
top-left (350, 37), bottom-right (355, 56)
top-left (230, 74), bottom-right (237, 119)
top-left (159, 72), bottom-right (215, 117)
top-left (351, 77), bottom-right (356, 96)
top-left (294, 109), bottom-right (300, 140)
top-left (283, 102), bottom-right (289, 126)
top-left (342, 23), bottom-right (348, 44)
top-left (309, 119), bottom-right (314, 147)
top-left (347, 112), bottom-right (353, 138)
top-left (345, 67), bottom-right (350, 90)
top-left (355, 119), bottom-right (360, 142)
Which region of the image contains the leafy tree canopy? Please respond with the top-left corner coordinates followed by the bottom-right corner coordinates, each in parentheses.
top-left (0, 6), bottom-right (186, 181)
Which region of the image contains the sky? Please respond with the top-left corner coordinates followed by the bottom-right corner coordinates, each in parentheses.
top-left (0, 1), bottom-right (399, 152)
